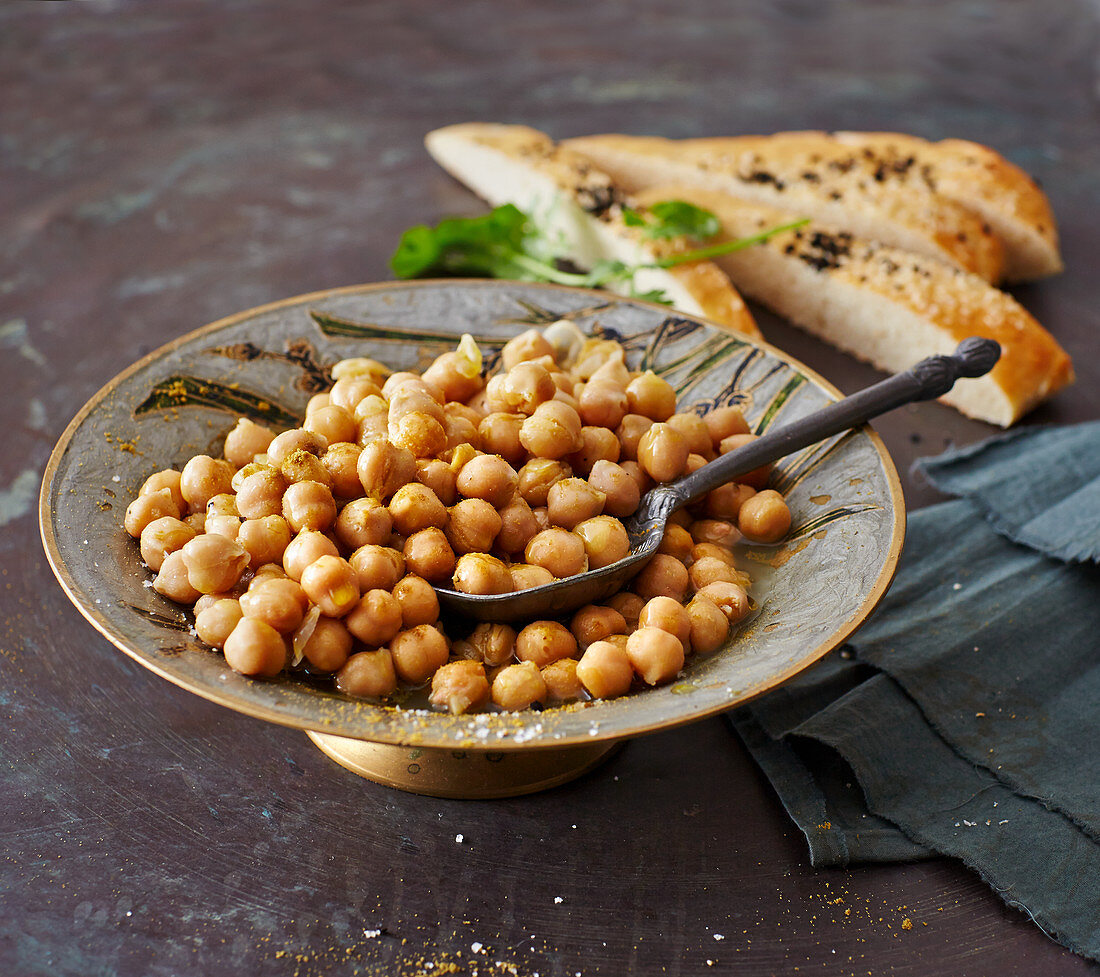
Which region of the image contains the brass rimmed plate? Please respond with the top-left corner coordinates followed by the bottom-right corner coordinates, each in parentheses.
top-left (40, 280), bottom-right (904, 771)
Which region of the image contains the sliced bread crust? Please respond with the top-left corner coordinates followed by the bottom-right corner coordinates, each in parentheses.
top-left (630, 185), bottom-right (1073, 426)
top-left (424, 123), bottom-right (760, 339)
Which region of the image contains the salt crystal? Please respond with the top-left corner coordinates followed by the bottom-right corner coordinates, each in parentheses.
top-left (455, 834), bottom-right (464, 843)
top-left (471, 942), bottom-right (483, 953)
top-left (364, 929), bottom-right (381, 938)
top-left (713, 934), bottom-right (724, 941)
top-left (553, 896), bottom-right (563, 904)
top-left (952, 583), bottom-right (962, 590)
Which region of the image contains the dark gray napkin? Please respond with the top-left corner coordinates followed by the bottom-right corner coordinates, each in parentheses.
top-left (731, 421), bottom-right (1100, 961)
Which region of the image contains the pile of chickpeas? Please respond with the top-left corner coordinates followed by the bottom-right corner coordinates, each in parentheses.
top-left (124, 321), bottom-right (792, 715)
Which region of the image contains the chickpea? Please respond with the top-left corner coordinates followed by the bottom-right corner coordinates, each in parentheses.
top-left (332, 356), bottom-right (390, 386)
top-left (180, 455), bottom-right (233, 512)
top-left (280, 448), bottom-right (332, 489)
top-left (500, 361), bottom-right (556, 415)
top-left (328, 375), bottom-right (382, 412)
top-left (570, 605), bottom-right (627, 650)
top-left (586, 459), bottom-right (640, 518)
top-left (491, 661), bottom-right (547, 711)
top-left (517, 458), bottom-right (572, 508)
top-left (706, 482), bottom-right (755, 521)
top-left (180, 533), bottom-right (249, 594)
top-left (349, 544), bottom-right (405, 592)
top-left (615, 414), bottom-right (653, 462)
top-left (464, 622), bottom-right (517, 667)
top-left (389, 410), bottom-right (448, 459)
top-left (240, 577), bottom-right (308, 633)
top-left (531, 506), bottom-right (551, 533)
top-left (357, 409), bottom-right (389, 445)
top-left (456, 454), bottom-right (518, 509)
top-left (666, 412), bottom-right (712, 456)
top-left (345, 589), bottom-right (404, 646)
top-left (124, 487), bottom-right (180, 538)
top-left (195, 598), bottom-right (243, 647)
top-left (153, 550), bottom-right (202, 604)
top-left (422, 344), bottom-right (483, 403)
top-left (638, 596), bottom-right (691, 649)
top-left (304, 404), bottom-right (357, 446)
top-left (688, 556), bottom-right (742, 591)
top-left (388, 387), bottom-right (445, 425)
top-left (446, 498), bottom-right (502, 555)
top-left (453, 553), bottom-right (513, 595)
top-left (140, 516), bottom-right (196, 572)
top-left (607, 592), bottom-right (645, 628)
top-left (306, 392), bottom-right (331, 415)
top-left (738, 489), bottom-right (792, 543)
top-left (567, 426), bottom-right (621, 476)
top-left (573, 516), bottom-right (630, 570)
top-left (696, 581), bottom-right (750, 623)
top-left (382, 371), bottom-right (433, 401)
top-left (704, 405), bottom-right (751, 446)
top-left (541, 658), bottom-right (585, 701)
top-left (691, 542), bottom-right (739, 568)
top-left (357, 438), bottom-right (417, 501)
top-left (524, 528), bottom-right (588, 578)
top-left (282, 530), bottom-right (339, 580)
top-left (336, 649), bottom-right (397, 698)
top-left (657, 524), bottom-right (695, 563)
top-left (626, 371), bottom-right (677, 421)
top-left (140, 469), bottom-right (185, 512)
top-left (403, 528), bottom-right (456, 583)
top-left (390, 625), bottom-right (450, 685)
top-left (686, 595), bottom-right (730, 655)
top-left (443, 413), bottom-right (481, 452)
top-left (518, 401), bottom-right (583, 459)
top-left (233, 467), bottom-right (285, 520)
top-left (684, 453), bottom-right (707, 476)
top-left (547, 478), bottom-right (605, 530)
top-left (626, 627), bottom-right (684, 685)
top-left (690, 519), bottom-right (741, 549)
top-left (224, 618), bottom-right (287, 677)
top-left (300, 617), bottom-right (353, 673)
top-left (389, 483), bottom-right (448, 536)
top-left (429, 660), bottom-right (490, 715)
top-left (416, 458), bottom-right (458, 506)
top-left (251, 562), bottom-right (288, 586)
top-left (268, 429), bottom-right (327, 466)
top-left (334, 497), bottom-right (393, 551)
top-left (631, 553), bottom-right (689, 601)
top-left (577, 380), bottom-right (628, 429)
top-left (515, 621), bottom-right (578, 668)
top-left (183, 512), bottom-right (206, 533)
top-left (619, 459), bottom-right (652, 497)
top-left (510, 563), bottom-right (555, 590)
top-left (496, 496), bottom-right (540, 556)
top-left (717, 433), bottom-right (771, 489)
top-left (477, 413), bottom-right (526, 467)
top-left (320, 442), bottom-right (363, 499)
top-left (576, 641), bottom-right (634, 699)
top-left (300, 555), bottom-right (360, 617)
top-left (392, 575), bottom-right (440, 628)
top-left (501, 328), bottom-right (554, 370)
top-left (282, 480), bottom-right (337, 533)
top-left (637, 423), bottom-right (689, 483)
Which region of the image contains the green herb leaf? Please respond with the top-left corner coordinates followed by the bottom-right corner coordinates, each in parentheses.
top-left (642, 200), bottom-right (721, 240)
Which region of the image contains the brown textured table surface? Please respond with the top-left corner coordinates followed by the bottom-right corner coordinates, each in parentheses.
top-left (4, 2), bottom-right (1100, 974)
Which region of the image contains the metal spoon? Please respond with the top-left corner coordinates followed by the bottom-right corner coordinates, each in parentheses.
top-left (435, 337), bottom-right (1001, 622)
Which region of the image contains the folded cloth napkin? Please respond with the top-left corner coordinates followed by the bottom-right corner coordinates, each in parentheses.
top-left (730, 421), bottom-right (1100, 961)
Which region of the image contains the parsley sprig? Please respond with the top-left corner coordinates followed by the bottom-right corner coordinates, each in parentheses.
top-left (389, 201), bottom-right (808, 303)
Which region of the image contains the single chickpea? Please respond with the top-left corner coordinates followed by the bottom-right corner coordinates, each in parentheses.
top-left (240, 577), bottom-right (308, 633)
top-left (390, 625), bottom-right (450, 685)
top-left (334, 497), bottom-right (393, 551)
top-left (382, 371), bottom-right (433, 401)
top-left (180, 455), bottom-right (234, 512)
top-left (294, 617), bottom-right (350, 673)
top-left (282, 480), bottom-right (337, 533)
top-left (689, 556), bottom-right (743, 591)
top-left (300, 555), bottom-right (360, 617)
top-left (518, 401), bottom-right (583, 459)
top-left (501, 328), bottom-right (554, 370)
top-left (576, 641), bottom-right (634, 699)
top-left (282, 530), bottom-right (339, 581)
top-left (738, 489), bottom-right (792, 543)
top-left (348, 544), bottom-right (406, 592)
top-left (268, 429), bottom-right (327, 466)
top-left (690, 519), bottom-right (741, 549)
top-left (510, 563), bottom-right (555, 591)
top-left (567, 426), bottom-right (621, 476)
top-left (416, 458), bottom-right (458, 506)
top-left (304, 404), bottom-right (357, 446)
top-left (180, 533), bottom-right (249, 594)
top-left (524, 528), bottom-right (588, 578)
top-left (153, 550), bottom-right (202, 604)
top-left (686, 595), bottom-right (730, 655)
top-left (140, 469), bottom-right (185, 512)
top-left (446, 498), bottom-right (502, 555)
top-left (706, 482), bottom-right (755, 521)
top-left (429, 660), bottom-right (490, 715)
top-left (690, 542), bottom-right (739, 568)
top-left (607, 592), bottom-right (645, 628)
top-left (235, 467), bottom-right (287, 520)
top-left (717, 433), bottom-right (772, 489)
top-left (140, 516), bottom-right (196, 572)
top-left (280, 448), bottom-right (333, 489)
top-left (657, 524), bottom-right (695, 563)
top-left (570, 605), bottom-right (627, 650)
top-left (501, 361), bottom-right (556, 415)
top-left (332, 356), bottom-right (390, 387)
top-left (456, 454), bottom-right (518, 509)
top-left (573, 516), bottom-right (630, 570)
top-left (357, 439), bottom-right (417, 501)
top-left (531, 506), bottom-right (551, 532)
top-left (306, 393), bottom-right (331, 415)
top-left (389, 411), bottom-right (448, 459)
top-left (477, 413), bottom-right (527, 467)
top-left (195, 598), bottom-right (244, 647)
top-left (465, 622), bottom-right (517, 667)
top-left (541, 658), bottom-right (585, 701)
top-left (637, 423), bottom-right (689, 483)
top-left (388, 384), bottom-right (444, 422)
top-left (224, 618), bottom-right (287, 677)
top-left (516, 621), bottom-right (578, 668)
top-left (345, 589), bottom-right (404, 647)
top-left (389, 483), bottom-right (448, 536)
top-left (124, 488), bottom-right (180, 538)
top-left (547, 477), bottom-right (606, 530)
top-left (452, 553), bottom-right (513, 595)
top-left (666, 412), bottom-right (712, 456)
top-left (320, 443), bottom-right (364, 499)
top-left (422, 341), bottom-right (484, 403)
top-left (577, 380), bottom-right (629, 429)
top-left (619, 460), bottom-right (652, 497)
top-left (631, 554), bottom-right (689, 601)
top-left (443, 413), bottom-right (481, 452)
top-left (392, 575), bottom-right (440, 628)
top-left (586, 459), bottom-right (641, 518)
top-left (684, 454), bottom-right (707, 476)
top-left (336, 649), bottom-right (397, 698)
top-left (251, 562), bottom-right (289, 586)
top-left (704, 405), bottom-right (750, 446)
top-left (357, 410), bottom-right (389, 445)
top-left (491, 661), bottom-right (547, 711)
top-left (517, 458), bottom-right (572, 508)
top-left (638, 596), bottom-right (691, 649)
top-left (615, 414), bottom-right (653, 462)
top-left (626, 371), bottom-right (677, 421)
top-left (328, 375), bottom-right (382, 412)
top-left (696, 581), bottom-right (750, 623)
top-left (626, 627), bottom-right (684, 685)
top-left (403, 528), bottom-right (456, 583)
top-left (496, 496), bottom-right (540, 555)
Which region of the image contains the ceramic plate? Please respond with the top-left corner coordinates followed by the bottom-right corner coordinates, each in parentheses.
top-left (41, 280), bottom-right (904, 750)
